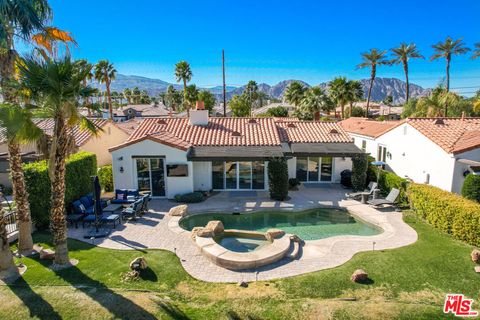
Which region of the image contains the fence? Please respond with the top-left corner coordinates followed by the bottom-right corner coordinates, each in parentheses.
top-left (4, 210), bottom-right (17, 235)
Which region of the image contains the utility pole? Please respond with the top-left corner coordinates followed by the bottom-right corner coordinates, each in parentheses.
top-left (222, 49), bottom-right (227, 117)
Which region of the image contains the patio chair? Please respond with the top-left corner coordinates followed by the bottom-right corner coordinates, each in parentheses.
top-left (111, 189), bottom-right (140, 205)
top-left (139, 194), bottom-right (150, 215)
top-left (346, 182), bottom-right (378, 199)
top-left (122, 199), bottom-right (143, 220)
top-left (368, 188), bottom-right (400, 207)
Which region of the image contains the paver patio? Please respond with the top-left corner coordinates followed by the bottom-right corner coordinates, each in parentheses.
top-left (68, 185), bottom-right (417, 282)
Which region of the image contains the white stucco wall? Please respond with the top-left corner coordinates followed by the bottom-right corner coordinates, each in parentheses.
top-left (376, 123), bottom-right (457, 192)
top-left (193, 161), bottom-right (212, 191)
top-left (110, 139), bottom-right (193, 198)
top-left (349, 134), bottom-right (378, 159)
top-left (81, 123), bottom-right (130, 166)
top-left (452, 148), bottom-right (480, 194)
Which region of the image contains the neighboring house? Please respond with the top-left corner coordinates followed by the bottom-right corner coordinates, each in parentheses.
top-left (251, 103), bottom-right (294, 116)
top-left (341, 117), bottom-right (480, 194)
top-left (102, 103), bottom-right (172, 122)
top-left (339, 117), bottom-right (402, 161)
top-left (0, 119), bottom-right (130, 188)
top-left (340, 102), bottom-right (402, 120)
top-left (109, 106), bottom-right (362, 199)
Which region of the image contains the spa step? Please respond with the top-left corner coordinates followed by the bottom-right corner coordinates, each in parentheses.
top-left (285, 241), bottom-right (300, 260)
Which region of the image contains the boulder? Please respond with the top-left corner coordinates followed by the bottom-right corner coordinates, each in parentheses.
top-left (351, 269), bottom-right (369, 283)
top-left (471, 249), bottom-right (480, 264)
top-left (191, 227), bottom-right (203, 240)
top-left (169, 205), bottom-right (188, 217)
top-left (39, 249), bottom-right (55, 260)
top-left (266, 228), bottom-right (285, 239)
top-left (238, 281), bottom-right (249, 288)
top-left (205, 220), bottom-right (224, 236)
top-left (196, 228), bottom-right (214, 238)
top-left (130, 257), bottom-right (148, 271)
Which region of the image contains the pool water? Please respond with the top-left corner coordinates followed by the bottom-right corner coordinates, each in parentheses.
top-left (215, 236), bottom-right (270, 253)
top-left (180, 208), bottom-right (381, 241)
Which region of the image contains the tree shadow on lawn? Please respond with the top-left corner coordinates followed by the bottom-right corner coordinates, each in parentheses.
top-left (153, 299), bottom-right (190, 320)
top-left (8, 277), bottom-right (62, 320)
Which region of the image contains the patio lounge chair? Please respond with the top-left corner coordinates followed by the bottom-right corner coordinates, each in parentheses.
top-left (122, 199), bottom-right (143, 220)
top-left (111, 189), bottom-right (140, 205)
top-left (368, 188), bottom-right (400, 207)
top-left (346, 182), bottom-right (378, 199)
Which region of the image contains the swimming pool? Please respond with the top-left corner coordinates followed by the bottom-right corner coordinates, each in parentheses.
top-left (180, 208), bottom-right (381, 241)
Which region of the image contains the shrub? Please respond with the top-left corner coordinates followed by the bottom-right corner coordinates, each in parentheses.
top-left (98, 165), bottom-right (114, 192)
top-left (288, 178), bottom-right (300, 189)
top-left (174, 192), bottom-right (204, 203)
top-left (266, 106), bottom-right (289, 117)
top-left (407, 183), bottom-right (480, 246)
top-left (367, 160), bottom-right (409, 205)
top-left (268, 157), bottom-right (289, 200)
top-left (461, 174), bottom-right (480, 203)
top-left (23, 152), bottom-right (97, 228)
top-left (351, 154), bottom-right (368, 191)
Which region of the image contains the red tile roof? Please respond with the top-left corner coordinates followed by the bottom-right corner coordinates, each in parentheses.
top-left (407, 118), bottom-right (480, 154)
top-left (338, 117), bottom-right (403, 138)
top-left (114, 117), bottom-right (352, 151)
top-left (276, 121), bottom-right (352, 143)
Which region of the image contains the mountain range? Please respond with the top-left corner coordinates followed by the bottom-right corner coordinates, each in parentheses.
top-left (107, 74), bottom-right (431, 105)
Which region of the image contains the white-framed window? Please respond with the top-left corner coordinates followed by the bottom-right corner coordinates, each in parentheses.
top-left (212, 161), bottom-right (266, 190)
top-left (296, 157), bottom-right (333, 182)
top-left (361, 140), bottom-right (367, 152)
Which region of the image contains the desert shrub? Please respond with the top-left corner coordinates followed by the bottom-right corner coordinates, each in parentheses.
top-left (266, 106), bottom-right (289, 117)
top-left (98, 165), bottom-right (114, 192)
top-left (461, 174), bottom-right (480, 203)
top-left (23, 152), bottom-right (97, 228)
top-left (351, 154), bottom-right (368, 191)
top-left (174, 192), bottom-right (204, 203)
top-left (407, 183), bottom-right (480, 246)
top-left (268, 157), bottom-right (289, 200)
top-left (350, 106), bottom-right (365, 117)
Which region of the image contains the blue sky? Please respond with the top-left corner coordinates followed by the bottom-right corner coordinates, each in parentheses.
top-left (36, 0), bottom-right (480, 93)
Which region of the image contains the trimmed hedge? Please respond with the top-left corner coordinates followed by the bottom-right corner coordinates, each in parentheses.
top-left (98, 165), bottom-right (114, 192)
top-left (23, 152), bottom-right (97, 228)
top-left (408, 183), bottom-right (480, 246)
top-left (268, 157), bottom-right (289, 200)
top-left (461, 174), bottom-right (480, 203)
top-left (351, 154), bottom-right (368, 191)
top-left (174, 192), bottom-right (204, 203)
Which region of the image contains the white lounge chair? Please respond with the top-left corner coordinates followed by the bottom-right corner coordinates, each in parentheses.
top-left (368, 188), bottom-right (400, 207)
top-left (346, 182), bottom-right (378, 199)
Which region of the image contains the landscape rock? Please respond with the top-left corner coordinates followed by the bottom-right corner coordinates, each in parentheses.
top-left (191, 227), bottom-right (203, 240)
top-left (351, 269), bottom-right (369, 283)
top-left (196, 228), bottom-right (214, 238)
top-left (266, 228), bottom-right (285, 239)
top-left (169, 205), bottom-right (188, 217)
top-left (205, 220), bottom-right (224, 236)
top-left (130, 257), bottom-right (148, 271)
top-left (475, 266), bottom-right (480, 273)
top-left (238, 281), bottom-right (248, 288)
top-left (471, 249), bottom-right (480, 263)
top-left (39, 249), bottom-right (55, 260)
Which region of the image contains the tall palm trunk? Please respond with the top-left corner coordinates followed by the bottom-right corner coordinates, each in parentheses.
top-left (340, 102), bottom-right (345, 119)
top-left (106, 79), bottom-right (113, 120)
top-left (0, 203), bottom-right (15, 272)
top-left (84, 79), bottom-right (91, 117)
top-left (183, 79), bottom-right (189, 116)
top-left (8, 140), bottom-right (33, 252)
top-left (444, 56), bottom-right (451, 117)
top-left (403, 59), bottom-right (410, 102)
top-left (49, 116), bottom-right (70, 265)
top-left (366, 77), bottom-right (374, 118)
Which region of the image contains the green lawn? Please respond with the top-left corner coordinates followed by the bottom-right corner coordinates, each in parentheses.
top-left (0, 212), bottom-right (478, 319)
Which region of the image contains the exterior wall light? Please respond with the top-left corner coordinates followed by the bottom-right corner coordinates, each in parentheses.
top-left (119, 166), bottom-right (124, 173)
top-left (117, 156), bottom-right (123, 161)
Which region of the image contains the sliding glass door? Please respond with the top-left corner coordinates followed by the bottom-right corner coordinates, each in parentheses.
top-left (135, 157), bottom-right (166, 197)
top-left (212, 161), bottom-right (265, 190)
top-left (296, 157), bottom-right (333, 182)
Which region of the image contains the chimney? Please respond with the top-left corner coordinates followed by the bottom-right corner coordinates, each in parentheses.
top-left (189, 100), bottom-right (209, 126)
top-left (461, 111), bottom-right (465, 121)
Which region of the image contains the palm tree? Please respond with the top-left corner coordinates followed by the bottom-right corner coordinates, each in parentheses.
top-left (0, 0), bottom-right (51, 269)
top-left (185, 84), bottom-right (199, 108)
top-left (284, 81), bottom-right (306, 108)
top-left (431, 37), bottom-right (470, 92)
top-left (31, 26), bottom-right (77, 59)
top-left (301, 86), bottom-right (331, 119)
top-left (0, 104), bottom-right (43, 253)
top-left (132, 87), bottom-right (141, 104)
top-left (390, 43), bottom-right (424, 102)
top-left (75, 59), bottom-right (94, 116)
top-left (328, 77), bottom-right (350, 119)
top-left (175, 61), bottom-right (193, 114)
top-left (18, 56), bottom-right (99, 266)
top-left (244, 80), bottom-right (259, 110)
top-left (94, 60), bottom-right (117, 120)
top-left (123, 88), bottom-right (132, 104)
top-left (472, 43), bottom-right (480, 60)
top-left (357, 49), bottom-right (390, 117)
top-left (346, 80), bottom-right (363, 117)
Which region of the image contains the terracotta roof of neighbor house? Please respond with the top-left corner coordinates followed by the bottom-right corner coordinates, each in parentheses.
top-left (114, 119), bottom-right (142, 135)
top-left (33, 118), bottom-right (109, 147)
top-left (277, 121), bottom-right (353, 143)
top-left (338, 117), bottom-right (403, 138)
top-left (406, 118), bottom-right (480, 154)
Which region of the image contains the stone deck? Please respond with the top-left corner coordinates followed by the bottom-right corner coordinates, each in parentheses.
top-left (68, 185), bottom-right (417, 283)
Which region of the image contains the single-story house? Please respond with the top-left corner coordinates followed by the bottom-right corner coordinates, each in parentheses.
top-left (341, 116), bottom-right (480, 194)
top-left (109, 105), bottom-right (363, 199)
top-left (0, 119), bottom-right (130, 188)
top-left (102, 103), bottom-right (172, 122)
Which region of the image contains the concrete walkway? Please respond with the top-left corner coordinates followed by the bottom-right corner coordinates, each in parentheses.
top-left (68, 185), bottom-right (417, 283)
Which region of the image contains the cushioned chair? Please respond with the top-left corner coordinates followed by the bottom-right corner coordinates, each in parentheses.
top-left (111, 189), bottom-right (140, 205)
top-left (122, 199), bottom-right (143, 220)
top-left (79, 194), bottom-right (95, 215)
